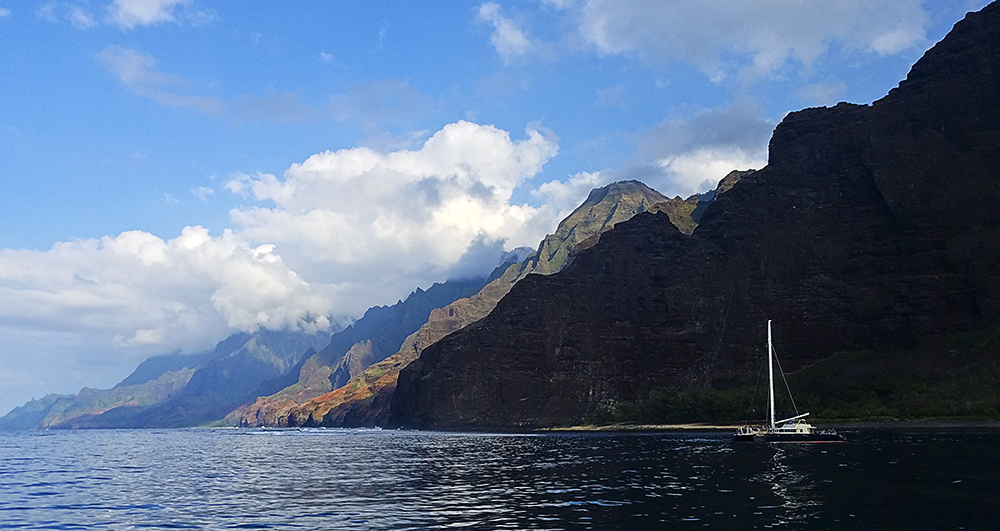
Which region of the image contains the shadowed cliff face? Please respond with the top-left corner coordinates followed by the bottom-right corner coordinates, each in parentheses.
top-left (388, 2), bottom-right (1000, 430)
top-left (229, 277), bottom-right (489, 426)
top-left (236, 181), bottom-right (696, 427)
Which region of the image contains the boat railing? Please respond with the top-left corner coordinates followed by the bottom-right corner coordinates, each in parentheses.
top-left (736, 425), bottom-right (765, 436)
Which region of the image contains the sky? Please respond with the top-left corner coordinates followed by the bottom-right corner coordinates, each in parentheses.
top-left (0, 0), bottom-right (991, 415)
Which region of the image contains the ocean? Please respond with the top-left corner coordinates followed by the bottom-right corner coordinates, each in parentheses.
top-left (1, 428), bottom-right (996, 530)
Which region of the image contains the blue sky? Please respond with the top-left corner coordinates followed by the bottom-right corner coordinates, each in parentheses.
top-left (0, 0), bottom-right (990, 414)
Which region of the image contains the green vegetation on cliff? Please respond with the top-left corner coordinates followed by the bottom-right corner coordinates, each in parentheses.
top-left (589, 325), bottom-right (1000, 425)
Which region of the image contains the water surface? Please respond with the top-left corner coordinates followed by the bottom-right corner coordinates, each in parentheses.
top-left (1, 429), bottom-right (995, 529)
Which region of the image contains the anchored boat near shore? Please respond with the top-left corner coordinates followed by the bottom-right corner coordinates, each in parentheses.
top-left (734, 321), bottom-right (845, 444)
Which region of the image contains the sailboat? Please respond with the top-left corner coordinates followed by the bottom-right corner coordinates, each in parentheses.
top-left (733, 320), bottom-right (845, 443)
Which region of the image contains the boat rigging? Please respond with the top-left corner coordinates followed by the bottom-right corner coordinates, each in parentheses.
top-left (733, 320), bottom-right (845, 443)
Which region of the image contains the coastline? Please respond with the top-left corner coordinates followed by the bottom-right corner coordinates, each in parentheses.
top-left (540, 419), bottom-right (1000, 432)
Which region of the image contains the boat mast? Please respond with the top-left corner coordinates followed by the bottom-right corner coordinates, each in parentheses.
top-left (767, 320), bottom-right (775, 430)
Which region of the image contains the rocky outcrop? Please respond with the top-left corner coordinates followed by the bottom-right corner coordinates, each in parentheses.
top-left (388, 3), bottom-right (1000, 429)
top-left (521, 181), bottom-right (670, 275)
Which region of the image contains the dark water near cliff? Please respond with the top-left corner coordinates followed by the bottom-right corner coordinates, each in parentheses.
top-left (1, 429), bottom-right (996, 530)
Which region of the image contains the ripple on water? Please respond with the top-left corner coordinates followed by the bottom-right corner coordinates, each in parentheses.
top-left (1, 429), bottom-right (998, 529)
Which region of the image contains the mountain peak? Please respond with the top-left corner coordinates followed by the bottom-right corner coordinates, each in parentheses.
top-left (527, 180), bottom-right (671, 276)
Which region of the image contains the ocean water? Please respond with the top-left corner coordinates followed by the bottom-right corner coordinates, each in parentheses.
top-left (0, 428), bottom-right (996, 530)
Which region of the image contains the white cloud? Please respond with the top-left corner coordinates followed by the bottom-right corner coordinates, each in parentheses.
top-left (656, 147), bottom-right (766, 197)
top-left (0, 121), bottom-right (564, 414)
top-left (227, 120), bottom-right (558, 307)
top-left (576, 0), bottom-right (929, 80)
top-left (0, 227), bottom-right (334, 349)
top-left (107, 0), bottom-right (189, 29)
top-left (598, 99), bottom-right (774, 198)
top-left (223, 174), bottom-right (250, 197)
top-left (97, 45), bottom-right (225, 115)
top-left (871, 27), bottom-right (922, 56)
top-left (0, 8), bottom-right (10, 17)
top-left (532, 171), bottom-right (608, 218)
top-left (0, 226), bottom-right (342, 413)
top-left (478, 2), bottom-right (532, 62)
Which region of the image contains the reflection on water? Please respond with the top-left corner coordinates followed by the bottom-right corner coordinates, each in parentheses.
top-left (752, 444), bottom-right (825, 525)
top-left (0, 429), bottom-right (997, 529)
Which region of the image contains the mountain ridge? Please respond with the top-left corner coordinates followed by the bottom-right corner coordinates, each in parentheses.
top-left (0, 328), bottom-right (328, 429)
top-left (237, 180), bottom-right (725, 427)
top-left (387, 2), bottom-right (1000, 430)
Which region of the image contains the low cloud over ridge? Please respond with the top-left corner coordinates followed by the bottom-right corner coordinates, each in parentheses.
top-left (0, 121), bottom-right (561, 378)
top-left (227, 120), bottom-right (559, 301)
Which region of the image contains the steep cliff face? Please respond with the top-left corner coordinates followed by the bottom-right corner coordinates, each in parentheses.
top-left (239, 181), bottom-right (701, 427)
top-left (231, 277), bottom-right (490, 425)
top-left (388, 3), bottom-right (1000, 429)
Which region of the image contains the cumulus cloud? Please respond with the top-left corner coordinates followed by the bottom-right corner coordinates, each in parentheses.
top-left (0, 227), bottom-right (334, 350)
top-left (0, 226), bottom-right (338, 413)
top-left (576, 0), bottom-right (929, 80)
top-left (0, 121), bottom-right (565, 414)
top-left (655, 148), bottom-right (767, 197)
top-left (97, 45), bottom-right (225, 114)
top-left (478, 3), bottom-right (533, 62)
top-left (226, 120), bottom-right (558, 306)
